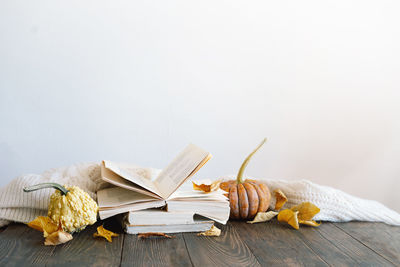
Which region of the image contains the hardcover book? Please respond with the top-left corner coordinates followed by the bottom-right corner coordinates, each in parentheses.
top-left (97, 144), bottom-right (230, 224)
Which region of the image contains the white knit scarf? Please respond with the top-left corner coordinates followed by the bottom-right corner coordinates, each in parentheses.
top-left (1, 163), bottom-right (399, 227)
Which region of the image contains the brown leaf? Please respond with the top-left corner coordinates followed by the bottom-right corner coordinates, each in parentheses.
top-left (197, 225), bottom-right (221, 237)
top-left (247, 211), bottom-right (278, 224)
top-left (193, 180), bottom-right (221, 193)
top-left (93, 225), bottom-right (119, 242)
top-left (27, 216), bottom-right (59, 237)
top-left (273, 189), bottom-right (288, 210)
top-left (138, 232), bottom-right (175, 239)
top-left (291, 202), bottom-right (320, 221)
top-left (277, 209), bottom-right (299, 230)
top-left (44, 230), bottom-right (73, 246)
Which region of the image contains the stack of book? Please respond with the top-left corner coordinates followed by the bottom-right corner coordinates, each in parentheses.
top-left (97, 144), bottom-right (230, 234)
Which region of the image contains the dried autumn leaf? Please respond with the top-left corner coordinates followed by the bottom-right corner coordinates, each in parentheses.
top-left (291, 202), bottom-right (320, 221)
top-left (138, 232), bottom-right (175, 239)
top-left (193, 180), bottom-right (221, 193)
top-left (44, 230), bottom-right (73, 246)
top-left (277, 209), bottom-right (299, 230)
top-left (273, 189), bottom-right (288, 210)
top-left (27, 216), bottom-right (59, 237)
top-left (247, 211), bottom-right (278, 224)
top-left (93, 225), bottom-right (119, 242)
top-left (197, 225), bottom-right (221, 237)
top-left (299, 220), bottom-right (321, 227)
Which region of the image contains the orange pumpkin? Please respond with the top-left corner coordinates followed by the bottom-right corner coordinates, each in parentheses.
top-left (220, 139), bottom-right (271, 220)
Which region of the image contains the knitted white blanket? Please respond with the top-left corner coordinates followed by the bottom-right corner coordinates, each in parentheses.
top-left (1, 163), bottom-right (399, 227)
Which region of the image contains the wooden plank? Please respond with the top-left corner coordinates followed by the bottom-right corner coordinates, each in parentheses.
top-left (0, 223), bottom-right (56, 267)
top-left (121, 232), bottom-right (192, 267)
top-left (183, 222), bottom-right (261, 267)
top-left (45, 218), bottom-right (124, 267)
top-left (334, 222), bottom-right (400, 265)
top-left (232, 220), bottom-right (328, 266)
top-left (294, 222), bottom-right (359, 266)
top-left (315, 221), bottom-right (394, 266)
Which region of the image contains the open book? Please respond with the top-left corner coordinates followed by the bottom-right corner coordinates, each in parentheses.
top-left (97, 144), bottom-right (230, 224)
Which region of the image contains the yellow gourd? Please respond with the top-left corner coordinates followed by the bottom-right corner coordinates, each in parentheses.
top-left (24, 183), bottom-right (98, 233)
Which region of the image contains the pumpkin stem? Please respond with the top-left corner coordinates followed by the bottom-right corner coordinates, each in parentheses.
top-left (23, 182), bottom-right (69, 196)
top-left (236, 138), bottom-right (267, 184)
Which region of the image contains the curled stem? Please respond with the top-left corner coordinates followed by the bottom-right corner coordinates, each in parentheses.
top-left (236, 138), bottom-right (267, 184)
top-left (23, 182), bottom-right (69, 196)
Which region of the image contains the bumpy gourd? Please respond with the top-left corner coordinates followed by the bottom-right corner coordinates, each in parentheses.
top-left (220, 139), bottom-right (271, 220)
top-left (24, 183), bottom-right (98, 233)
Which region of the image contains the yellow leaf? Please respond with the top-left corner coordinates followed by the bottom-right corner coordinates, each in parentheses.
top-left (44, 230), bottom-right (73, 246)
top-left (277, 209), bottom-right (299, 230)
top-left (291, 202), bottom-right (320, 221)
top-left (93, 225), bottom-right (119, 242)
top-left (247, 211), bottom-right (278, 224)
top-left (299, 220), bottom-right (321, 227)
top-left (197, 225), bottom-right (221, 237)
top-left (27, 216), bottom-right (59, 237)
top-left (192, 180), bottom-right (221, 193)
top-left (273, 189), bottom-right (288, 210)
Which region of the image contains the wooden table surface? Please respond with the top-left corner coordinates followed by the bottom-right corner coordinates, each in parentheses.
top-left (1, 218), bottom-right (399, 267)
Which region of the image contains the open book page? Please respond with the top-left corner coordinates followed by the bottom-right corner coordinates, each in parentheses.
top-left (101, 162), bottom-right (161, 199)
top-left (169, 190), bottom-right (228, 201)
top-left (99, 199), bottom-right (166, 220)
top-left (169, 179), bottom-right (228, 201)
top-left (154, 144), bottom-right (211, 199)
top-left (102, 160), bottom-right (161, 199)
top-left (97, 187), bottom-right (158, 208)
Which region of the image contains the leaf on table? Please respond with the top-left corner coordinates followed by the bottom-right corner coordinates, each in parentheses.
top-left (44, 230), bottom-right (73, 246)
top-left (273, 189), bottom-right (288, 210)
top-left (277, 209), bottom-right (300, 230)
top-left (138, 232), bottom-right (175, 239)
top-left (27, 216), bottom-right (59, 237)
top-left (299, 220), bottom-right (321, 227)
top-left (192, 180), bottom-right (221, 193)
top-left (277, 202), bottom-right (321, 229)
top-left (197, 225), bottom-right (221, 237)
top-left (93, 225), bottom-right (119, 242)
top-left (247, 211), bottom-right (278, 224)
top-left (291, 202), bottom-right (320, 221)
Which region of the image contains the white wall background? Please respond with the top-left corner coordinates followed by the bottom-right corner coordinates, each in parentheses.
top-left (1, 1), bottom-right (399, 212)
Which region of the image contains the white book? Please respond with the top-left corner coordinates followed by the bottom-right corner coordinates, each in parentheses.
top-left (126, 209), bottom-right (195, 225)
top-left (97, 144), bottom-right (230, 224)
top-left (166, 200), bottom-right (230, 224)
top-left (124, 218), bottom-right (214, 234)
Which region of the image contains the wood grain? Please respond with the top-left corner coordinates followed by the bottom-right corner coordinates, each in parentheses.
top-left (183, 222), bottom-right (260, 267)
top-left (121, 233), bottom-right (192, 267)
top-left (316, 221), bottom-right (394, 266)
top-left (45, 219), bottom-right (124, 267)
top-left (232, 220), bottom-right (328, 266)
top-left (295, 222), bottom-right (358, 266)
top-left (334, 222), bottom-right (400, 265)
top-left (1, 220), bottom-right (399, 266)
top-left (0, 223), bottom-right (56, 267)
